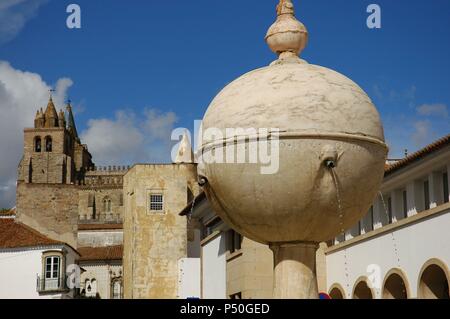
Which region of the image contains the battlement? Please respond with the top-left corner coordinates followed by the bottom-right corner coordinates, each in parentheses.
top-left (84, 166), bottom-right (129, 187)
top-left (87, 165), bottom-right (130, 174)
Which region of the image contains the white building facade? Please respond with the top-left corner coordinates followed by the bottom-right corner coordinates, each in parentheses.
top-left (0, 217), bottom-right (80, 299)
top-left (181, 134), bottom-right (450, 299)
top-left (326, 135), bottom-right (450, 299)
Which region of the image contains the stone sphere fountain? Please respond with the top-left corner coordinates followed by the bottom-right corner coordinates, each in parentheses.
top-left (198, 0), bottom-right (388, 298)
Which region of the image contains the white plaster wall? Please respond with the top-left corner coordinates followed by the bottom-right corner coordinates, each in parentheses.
top-left (326, 208), bottom-right (450, 298)
top-left (177, 258), bottom-right (201, 299)
top-left (78, 231), bottom-right (123, 247)
top-left (80, 263), bottom-right (122, 299)
top-left (202, 234), bottom-right (227, 299)
top-left (0, 247), bottom-right (77, 299)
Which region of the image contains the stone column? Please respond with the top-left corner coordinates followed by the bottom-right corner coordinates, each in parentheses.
top-left (270, 242), bottom-right (319, 299)
top-left (429, 172), bottom-right (443, 209)
top-left (373, 197), bottom-right (384, 229)
top-left (391, 189), bottom-right (403, 222)
top-left (406, 181), bottom-right (424, 216)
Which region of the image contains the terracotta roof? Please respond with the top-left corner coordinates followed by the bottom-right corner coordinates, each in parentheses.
top-left (0, 219), bottom-right (64, 249)
top-left (78, 245), bottom-right (123, 262)
top-left (0, 208), bottom-right (15, 217)
top-left (385, 134), bottom-right (450, 176)
top-left (78, 223), bottom-right (123, 231)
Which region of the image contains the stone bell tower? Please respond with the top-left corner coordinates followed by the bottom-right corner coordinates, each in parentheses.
top-left (16, 95), bottom-right (94, 248)
top-left (18, 96), bottom-right (93, 185)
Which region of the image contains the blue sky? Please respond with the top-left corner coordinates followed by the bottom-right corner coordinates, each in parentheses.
top-left (0, 0), bottom-right (449, 207)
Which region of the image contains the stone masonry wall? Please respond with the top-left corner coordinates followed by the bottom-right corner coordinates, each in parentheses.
top-left (123, 164), bottom-right (198, 299)
top-left (78, 188), bottom-right (124, 222)
top-left (16, 182), bottom-right (79, 248)
top-left (227, 238), bottom-right (274, 299)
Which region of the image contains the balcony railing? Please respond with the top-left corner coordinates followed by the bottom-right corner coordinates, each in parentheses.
top-left (36, 276), bottom-right (68, 293)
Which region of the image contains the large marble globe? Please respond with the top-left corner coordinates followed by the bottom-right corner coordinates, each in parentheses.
top-left (198, 0), bottom-right (388, 246)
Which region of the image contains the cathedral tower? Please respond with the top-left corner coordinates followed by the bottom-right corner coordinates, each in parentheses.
top-left (16, 95), bottom-right (94, 248)
top-left (19, 97), bottom-right (93, 185)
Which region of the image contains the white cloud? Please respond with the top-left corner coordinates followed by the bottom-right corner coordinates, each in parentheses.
top-left (411, 120), bottom-right (433, 148)
top-left (416, 103), bottom-right (449, 118)
top-left (373, 83), bottom-right (450, 158)
top-left (142, 109), bottom-right (178, 141)
top-left (0, 61), bottom-right (72, 208)
top-left (81, 109), bottom-right (178, 166)
top-left (0, 0), bottom-right (49, 45)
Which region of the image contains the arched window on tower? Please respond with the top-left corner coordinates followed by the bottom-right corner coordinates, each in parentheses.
top-left (34, 137), bottom-right (41, 152)
top-left (103, 197), bottom-right (112, 213)
top-left (45, 136), bottom-right (52, 152)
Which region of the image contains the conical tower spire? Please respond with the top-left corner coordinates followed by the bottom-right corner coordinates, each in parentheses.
top-left (44, 95), bottom-right (59, 127)
top-left (174, 131), bottom-right (194, 164)
top-left (66, 100), bottom-right (79, 141)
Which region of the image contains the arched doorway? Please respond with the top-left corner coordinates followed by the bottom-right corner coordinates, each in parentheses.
top-left (329, 284), bottom-right (345, 299)
top-left (382, 269), bottom-right (409, 299)
top-left (418, 259), bottom-right (450, 299)
top-left (353, 277), bottom-right (374, 299)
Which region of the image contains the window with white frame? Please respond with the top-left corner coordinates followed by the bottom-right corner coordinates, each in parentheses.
top-left (150, 194), bottom-right (164, 212)
top-left (44, 256), bottom-right (61, 290)
top-left (45, 256), bottom-right (60, 280)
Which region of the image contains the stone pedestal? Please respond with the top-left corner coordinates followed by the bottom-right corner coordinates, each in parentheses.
top-left (270, 242), bottom-right (319, 299)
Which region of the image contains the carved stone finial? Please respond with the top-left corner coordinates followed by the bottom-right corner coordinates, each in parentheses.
top-left (276, 0), bottom-right (295, 15)
top-left (266, 0), bottom-right (308, 60)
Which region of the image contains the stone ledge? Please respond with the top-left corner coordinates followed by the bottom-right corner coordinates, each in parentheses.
top-left (326, 202), bottom-right (450, 254)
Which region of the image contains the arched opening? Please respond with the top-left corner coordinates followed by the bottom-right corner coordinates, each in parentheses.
top-left (353, 278), bottom-right (374, 299)
top-left (382, 270), bottom-right (409, 299)
top-left (418, 260), bottom-right (450, 299)
top-left (45, 136), bottom-right (52, 152)
top-left (103, 197), bottom-right (112, 213)
top-left (329, 284), bottom-right (345, 299)
top-left (111, 279), bottom-right (123, 299)
top-left (85, 278), bottom-right (98, 298)
top-left (34, 137), bottom-right (41, 152)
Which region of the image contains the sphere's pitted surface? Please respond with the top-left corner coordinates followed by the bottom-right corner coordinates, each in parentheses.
top-left (203, 59), bottom-right (384, 141)
top-left (198, 0), bottom-right (388, 246)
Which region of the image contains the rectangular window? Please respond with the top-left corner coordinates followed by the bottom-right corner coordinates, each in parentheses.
top-left (204, 217), bottom-right (222, 238)
top-left (45, 256), bottom-right (60, 279)
top-left (227, 230), bottom-right (242, 254)
top-left (402, 190), bottom-right (408, 218)
top-left (444, 172), bottom-right (449, 204)
top-left (424, 180), bottom-right (430, 210)
top-left (150, 194), bottom-right (164, 211)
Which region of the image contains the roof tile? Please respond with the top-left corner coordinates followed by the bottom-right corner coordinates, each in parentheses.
top-left (0, 219), bottom-right (64, 249)
top-left (385, 134), bottom-right (450, 175)
top-left (78, 245), bottom-right (123, 261)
